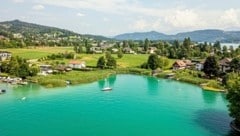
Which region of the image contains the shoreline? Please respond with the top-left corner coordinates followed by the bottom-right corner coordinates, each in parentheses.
top-left (24, 68), bottom-right (226, 93)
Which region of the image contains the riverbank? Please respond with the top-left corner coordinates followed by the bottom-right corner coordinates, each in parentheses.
top-left (156, 69), bottom-right (226, 92)
top-left (27, 68), bottom-right (152, 88)
top-left (28, 70), bottom-right (117, 88)
top-left (27, 68), bottom-right (226, 93)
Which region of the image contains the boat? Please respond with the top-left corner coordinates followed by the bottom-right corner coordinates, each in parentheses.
top-left (102, 87), bottom-right (112, 91)
top-left (0, 89), bottom-right (6, 94)
top-left (21, 97), bottom-right (26, 100)
top-left (101, 78), bottom-right (113, 91)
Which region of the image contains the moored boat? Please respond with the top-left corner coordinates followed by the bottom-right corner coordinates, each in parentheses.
top-left (102, 87), bottom-right (112, 91)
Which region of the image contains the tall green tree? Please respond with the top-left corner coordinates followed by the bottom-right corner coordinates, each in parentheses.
top-left (144, 38), bottom-right (150, 52)
top-left (158, 57), bottom-right (169, 70)
top-left (227, 81), bottom-right (240, 126)
top-left (147, 54), bottom-right (159, 70)
top-left (97, 56), bottom-right (106, 69)
top-left (203, 56), bottom-right (219, 78)
top-left (117, 50), bottom-right (123, 59)
top-left (230, 57), bottom-right (240, 73)
top-left (183, 37), bottom-right (191, 50)
top-left (106, 56), bottom-right (117, 68)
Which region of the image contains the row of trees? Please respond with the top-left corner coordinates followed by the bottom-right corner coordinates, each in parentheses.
top-left (114, 38), bottom-right (240, 59)
top-left (0, 57), bottom-right (39, 78)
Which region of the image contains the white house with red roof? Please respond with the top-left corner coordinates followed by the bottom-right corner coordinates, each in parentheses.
top-left (68, 60), bottom-right (86, 69)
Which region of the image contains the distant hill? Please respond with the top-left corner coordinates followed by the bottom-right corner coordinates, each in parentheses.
top-left (0, 20), bottom-right (81, 37)
top-left (0, 20), bottom-right (110, 42)
top-left (114, 29), bottom-right (240, 42)
top-left (114, 31), bottom-right (169, 41)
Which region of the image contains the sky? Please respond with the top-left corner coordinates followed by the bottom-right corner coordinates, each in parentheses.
top-left (1, 0), bottom-right (240, 36)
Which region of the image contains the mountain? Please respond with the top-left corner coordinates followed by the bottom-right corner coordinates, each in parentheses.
top-left (114, 31), bottom-right (169, 41)
top-left (0, 20), bottom-right (81, 37)
top-left (114, 29), bottom-right (240, 42)
top-left (0, 20), bottom-right (110, 41)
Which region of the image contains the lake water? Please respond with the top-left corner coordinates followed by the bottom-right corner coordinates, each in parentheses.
top-left (0, 75), bottom-right (237, 136)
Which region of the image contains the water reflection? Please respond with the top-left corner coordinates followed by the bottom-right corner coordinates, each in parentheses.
top-left (201, 91), bottom-right (218, 104)
top-left (146, 77), bottom-right (159, 95)
top-left (12, 84), bottom-right (41, 98)
top-left (194, 109), bottom-right (236, 136)
top-left (109, 75), bottom-right (117, 87)
top-left (98, 75), bottom-right (117, 89)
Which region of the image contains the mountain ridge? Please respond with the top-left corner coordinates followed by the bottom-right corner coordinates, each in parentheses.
top-left (114, 29), bottom-right (240, 42)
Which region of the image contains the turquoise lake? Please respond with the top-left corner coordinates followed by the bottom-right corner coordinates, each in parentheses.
top-left (0, 74), bottom-right (237, 136)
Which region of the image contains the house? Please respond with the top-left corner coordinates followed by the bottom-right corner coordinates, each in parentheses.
top-left (148, 47), bottom-right (157, 54)
top-left (195, 61), bottom-right (205, 71)
top-left (39, 65), bottom-right (53, 75)
top-left (172, 60), bottom-right (187, 70)
top-left (0, 51), bottom-right (11, 61)
top-left (68, 60), bottom-right (86, 69)
top-left (111, 48), bottom-right (119, 53)
top-left (219, 58), bottom-right (232, 73)
top-left (137, 47), bottom-right (144, 53)
top-left (0, 35), bottom-right (5, 40)
top-left (123, 47), bottom-right (135, 54)
top-left (90, 47), bottom-right (103, 54)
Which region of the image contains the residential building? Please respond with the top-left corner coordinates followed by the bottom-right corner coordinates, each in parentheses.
top-left (69, 60), bottom-right (86, 69)
top-left (0, 51), bottom-right (11, 61)
top-left (148, 47), bottom-right (157, 54)
top-left (219, 58), bottom-right (232, 73)
top-left (172, 60), bottom-right (187, 70)
top-left (123, 47), bottom-right (135, 54)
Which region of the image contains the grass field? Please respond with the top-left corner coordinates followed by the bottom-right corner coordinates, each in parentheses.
top-left (1, 47), bottom-right (176, 68)
top-left (1, 47), bottom-right (73, 59)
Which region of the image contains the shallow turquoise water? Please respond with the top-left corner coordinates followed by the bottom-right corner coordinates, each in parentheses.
top-left (0, 75), bottom-right (237, 136)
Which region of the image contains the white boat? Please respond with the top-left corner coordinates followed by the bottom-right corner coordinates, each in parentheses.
top-left (102, 87), bottom-right (112, 91)
top-left (101, 78), bottom-right (113, 91)
top-left (21, 97), bottom-right (26, 100)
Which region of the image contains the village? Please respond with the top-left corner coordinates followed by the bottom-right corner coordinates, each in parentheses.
top-left (0, 38), bottom-right (239, 92)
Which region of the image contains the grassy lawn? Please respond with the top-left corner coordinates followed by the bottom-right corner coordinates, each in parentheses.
top-left (1, 47), bottom-right (73, 59)
top-left (77, 54), bottom-right (149, 68)
top-left (1, 47), bottom-right (176, 69)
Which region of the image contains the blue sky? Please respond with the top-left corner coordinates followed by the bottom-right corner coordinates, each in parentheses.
top-left (1, 0), bottom-right (240, 36)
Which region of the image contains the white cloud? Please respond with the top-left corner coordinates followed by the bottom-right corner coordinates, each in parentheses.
top-left (34, 0), bottom-right (240, 34)
top-left (219, 9), bottom-right (240, 28)
top-left (76, 13), bottom-right (85, 17)
top-left (32, 5), bottom-right (45, 11)
top-left (103, 17), bottom-right (109, 22)
top-left (12, 0), bottom-right (24, 3)
top-left (131, 19), bottom-right (148, 30)
top-left (164, 9), bottom-right (203, 28)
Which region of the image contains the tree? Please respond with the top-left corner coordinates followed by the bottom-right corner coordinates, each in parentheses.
top-left (97, 56), bottom-right (106, 69)
top-left (105, 51), bottom-right (112, 60)
top-left (213, 41), bottom-right (221, 51)
top-left (147, 54), bottom-right (159, 70)
top-left (144, 38), bottom-right (150, 52)
top-left (117, 50), bottom-right (123, 58)
top-left (230, 57), bottom-right (240, 73)
top-left (106, 56), bottom-right (117, 68)
top-left (18, 63), bottom-right (29, 79)
top-left (227, 81), bottom-right (240, 126)
top-left (158, 57), bottom-right (169, 70)
top-left (183, 37), bottom-right (191, 50)
top-left (203, 56), bottom-right (219, 78)
top-left (29, 65), bottom-right (40, 76)
top-left (8, 57), bottom-right (19, 76)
